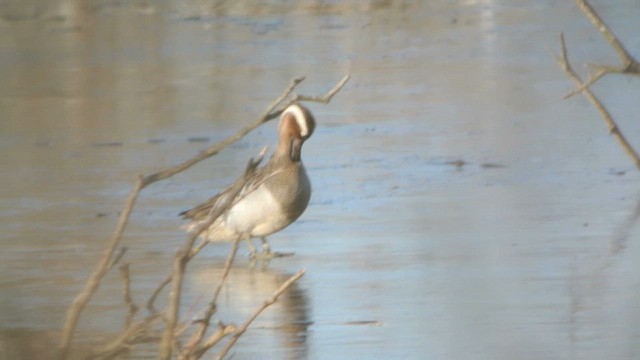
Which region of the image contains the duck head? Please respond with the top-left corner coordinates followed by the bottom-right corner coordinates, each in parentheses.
top-left (277, 103), bottom-right (316, 162)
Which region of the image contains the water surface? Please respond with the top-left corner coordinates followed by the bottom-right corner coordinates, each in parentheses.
top-left (2, 1), bottom-right (640, 359)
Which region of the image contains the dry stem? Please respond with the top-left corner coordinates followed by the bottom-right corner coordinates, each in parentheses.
top-left (119, 264), bottom-right (138, 329)
top-left (180, 239), bottom-right (241, 359)
top-left (158, 159), bottom-right (261, 360)
top-left (575, 0), bottom-right (639, 70)
top-left (59, 176), bottom-right (144, 358)
top-left (60, 75), bottom-right (350, 359)
top-left (214, 269), bottom-right (306, 360)
top-left (86, 316), bottom-right (162, 360)
top-left (108, 247), bottom-right (128, 271)
top-left (192, 323), bottom-right (236, 359)
top-left (563, 0), bottom-right (639, 99)
top-left (554, 33), bottom-right (640, 169)
top-left (141, 76), bottom-right (305, 186)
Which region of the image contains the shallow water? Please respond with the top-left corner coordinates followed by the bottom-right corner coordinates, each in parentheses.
top-left (2, 0), bottom-right (640, 359)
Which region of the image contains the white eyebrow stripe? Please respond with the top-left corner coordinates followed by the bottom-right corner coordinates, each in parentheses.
top-left (283, 104), bottom-right (308, 137)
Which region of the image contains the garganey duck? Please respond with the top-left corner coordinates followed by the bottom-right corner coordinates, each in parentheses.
top-left (180, 103), bottom-right (316, 259)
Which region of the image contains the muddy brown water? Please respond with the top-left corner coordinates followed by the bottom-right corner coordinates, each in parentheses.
top-left (2, 1), bottom-right (640, 359)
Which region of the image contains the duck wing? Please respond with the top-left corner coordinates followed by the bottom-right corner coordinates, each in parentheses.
top-left (179, 149), bottom-right (271, 220)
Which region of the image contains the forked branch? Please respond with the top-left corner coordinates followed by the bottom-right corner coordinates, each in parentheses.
top-left (158, 155), bottom-right (265, 360)
top-left (563, 0), bottom-right (639, 99)
top-left (60, 74), bottom-right (349, 359)
top-left (575, 0), bottom-right (639, 70)
top-left (554, 33), bottom-right (640, 169)
top-left (214, 269), bottom-right (306, 360)
top-left (59, 176), bottom-right (144, 358)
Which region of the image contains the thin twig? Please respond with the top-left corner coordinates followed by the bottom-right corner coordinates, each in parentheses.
top-left (147, 274), bottom-right (172, 315)
top-left (146, 237), bottom-right (214, 316)
top-left (145, 152), bottom-right (270, 315)
top-left (141, 76), bottom-right (305, 186)
top-left (86, 315), bottom-right (162, 360)
top-left (263, 77), bottom-right (306, 118)
top-left (294, 74), bottom-right (351, 103)
top-left (119, 264), bottom-right (139, 329)
top-left (155, 149), bottom-right (265, 320)
top-left (554, 33), bottom-right (640, 169)
top-left (575, 0), bottom-right (639, 70)
top-left (62, 75), bottom-right (350, 358)
top-left (59, 176), bottom-right (144, 359)
top-left (159, 156), bottom-right (262, 360)
top-left (212, 239), bottom-right (241, 304)
top-left (190, 323), bottom-right (237, 360)
top-left (108, 247), bottom-right (128, 271)
top-left (562, 0), bottom-right (640, 98)
top-left (264, 74), bottom-right (351, 122)
top-left (181, 238), bottom-right (241, 358)
top-left (158, 245), bottom-right (192, 359)
top-left (148, 148), bottom-right (269, 318)
top-left (562, 67), bottom-right (609, 99)
top-left (214, 269), bottom-right (306, 360)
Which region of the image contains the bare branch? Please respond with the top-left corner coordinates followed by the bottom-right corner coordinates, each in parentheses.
top-left (214, 269), bottom-right (306, 360)
top-left (120, 264), bottom-right (139, 329)
top-left (561, 0), bottom-right (640, 94)
top-left (119, 264), bottom-right (139, 329)
top-left (181, 238), bottom-right (241, 358)
top-left (107, 247), bottom-right (128, 272)
top-left (86, 315), bottom-right (162, 360)
top-left (294, 74), bottom-right (351, 103)
top-left (60, 176), bottom-right (144, 358)
top-left (264, 74), bottom-right (352, 122)
top-left (575, 0), bottom-right (639, 70)
top-left (212, 239), bottom-right (241, 304)
top-left (146, 275), bottom-right (171, 315)
top-left (158, 247), bottom-right (190, 359)
top-left (562, 67), bottom-right (609, 99)
top-left (159, 155), bottom-right (262, 360)
top-left (146, 149), bottom-right (271, 316)
top-left (148, 148), bottom-right (268, 318)
top-left (554, 33), bottom-right (640, 169)
top-left (141, 76), bottom-right (306, 186)
top-left (62, 75), bottom-right (349, 358)
top-left (262, 77), bottom-right (306, 119)
top-left (189, 323), bottom-right (237, 360)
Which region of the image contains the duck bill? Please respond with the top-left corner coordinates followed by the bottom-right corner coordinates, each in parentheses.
top-left (289, 137), bottom-right (303, 162)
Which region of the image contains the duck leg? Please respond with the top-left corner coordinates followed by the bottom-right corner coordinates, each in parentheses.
top-left (244, 237), bottom-right (258, 258)
top-left (257, 237), bottom-right (295, 259)
top-left (248, 237), bottom-right (275, 261)
top-left (248, 237), bottom-right (283, 260)
top-left (246, 237), bottom-right (276, 260)
top-left (260, 236), bottom-right (272, 255)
